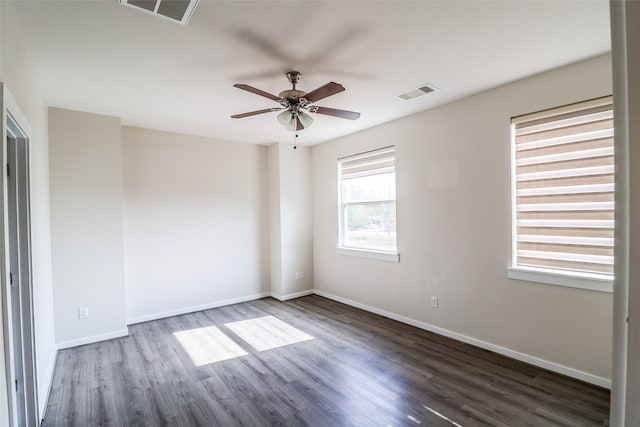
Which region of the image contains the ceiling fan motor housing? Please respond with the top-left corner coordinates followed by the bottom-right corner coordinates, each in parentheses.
top-left (278, 89), bottom-right (307, 100)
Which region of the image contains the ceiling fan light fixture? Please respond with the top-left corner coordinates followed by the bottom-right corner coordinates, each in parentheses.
top-left (231, 71), bottom-right (360, 131)
top-left (277, 110), bottom-right (314, 131)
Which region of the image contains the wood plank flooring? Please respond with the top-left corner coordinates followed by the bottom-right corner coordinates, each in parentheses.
top-left (42, 295), bottom-right (610, 426)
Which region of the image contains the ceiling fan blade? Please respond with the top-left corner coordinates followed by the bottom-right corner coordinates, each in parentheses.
top-left (231, 108), bottom-right (281, 119)
top-left (296, 116), bottom-right (304, 131)
top-left (312, 106), bottom-right (360, 120)
top-left (303, 82), bottom-right (345, 103)
top-left (233, 84), bottom-right (281, 102)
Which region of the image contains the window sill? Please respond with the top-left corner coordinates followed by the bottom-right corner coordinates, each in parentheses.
top-left (336, 247), bottom-right (400, 263)
top-left (507, 266), bottom-right (613, 293)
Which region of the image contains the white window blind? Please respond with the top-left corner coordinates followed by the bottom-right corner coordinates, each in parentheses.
top-left (339, 147), bottom-right (395, 179)
top-left (511, 97), bottom-right (613, 277)
top-left (338, 146), bottom-right (397, 253)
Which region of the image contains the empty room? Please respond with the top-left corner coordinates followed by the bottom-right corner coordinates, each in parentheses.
top-left (0, 0), bottom-right (638, 426)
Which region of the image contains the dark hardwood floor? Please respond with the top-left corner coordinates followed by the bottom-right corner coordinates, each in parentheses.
top-left (42, 295), bottom-right (610, 426)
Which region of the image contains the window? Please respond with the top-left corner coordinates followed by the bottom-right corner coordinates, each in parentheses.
top-left (338, 146), bottom-right (398, 261)
top-left (509, 96), bottom-right (613, 292)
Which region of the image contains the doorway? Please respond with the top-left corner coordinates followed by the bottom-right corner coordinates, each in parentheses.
top-left (2, 86), bottom-right (38, 426)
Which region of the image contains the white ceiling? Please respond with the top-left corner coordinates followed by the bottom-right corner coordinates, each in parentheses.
top-left (14, 0), bottom-right (611, 146)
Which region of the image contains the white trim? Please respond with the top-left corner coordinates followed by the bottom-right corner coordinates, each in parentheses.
top-left (38, 350), bottom-right (57, 423)
top-left (2, 86), bottom-right (32, 137)
top-left (336, 247), bottom-right (400, 262)
top-left (126, 292), bottom-right (270, 325)
top-left (57, 329), bottom-right (129, 350)
top-left (313, 289), bottom-right (611, 389)
top-left (1, 84), bottom-right (39, 427)
top-left (270, 289), bottom-right (314, 301)
top-left (507, 266), bottom-right (613, 293)
top-left (342, 199), bottom-right (395, 207)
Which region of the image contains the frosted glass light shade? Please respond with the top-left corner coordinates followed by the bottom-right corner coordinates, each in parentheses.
top-left (277, 110), bottom-right (313, 131)
top-left (298, 110), bottom-right (313, 128)
top-left (277, 110), bottom-right (294, 128)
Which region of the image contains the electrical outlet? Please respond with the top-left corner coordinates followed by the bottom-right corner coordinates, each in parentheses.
top-left (295, 272), bottom-right (304, 280)
top-left (78, 306), bottom-right (89, 319)
top-left (430, 296), bottom-right (438, 309)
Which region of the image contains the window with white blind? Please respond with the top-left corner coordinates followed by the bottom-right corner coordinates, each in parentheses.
top-left (338, 146), bottom-right (398, 261)
top-left (508, 96), bottom-right (613, 292)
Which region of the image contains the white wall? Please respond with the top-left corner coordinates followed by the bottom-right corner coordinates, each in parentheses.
top-left (312, 54), bottom-right (613, 383)
top-left (48, 108), bottom-right (127, 346)
top-left (1, 0), bottom-right (57, 420)
top-left (611, 1), bottom-right (640, 425)
top-left (121, 126), bottom-right (270, 323)
top-left (268, 143), bottom-right (313, 300)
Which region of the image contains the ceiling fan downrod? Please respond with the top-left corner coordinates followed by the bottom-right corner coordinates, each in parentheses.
top-left (286, 71), bottom-right (301, 89)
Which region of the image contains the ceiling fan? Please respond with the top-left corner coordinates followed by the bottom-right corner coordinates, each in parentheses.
top-left (231, 71), bottom-right (360, 131)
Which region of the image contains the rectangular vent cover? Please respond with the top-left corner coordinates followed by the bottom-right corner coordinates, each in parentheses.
top-left (396, 84), bottom-right (438, 101)
top-left (119, 0), bottom-right (199, 25)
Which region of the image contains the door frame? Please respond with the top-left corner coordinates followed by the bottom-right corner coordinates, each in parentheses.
top-left (0, 84), bottom-right (39, 426)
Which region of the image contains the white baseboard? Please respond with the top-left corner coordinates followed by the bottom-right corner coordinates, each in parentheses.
top-left (58, 328), bottom-right (129, 350)
top-left (57, 328), bottom-right (130, 350)
top-left (38, 349), bottom-right (58, 422)
top-left (271, 289), bottom-right (314, 301)
top-left (313, 290), bottom-right (611, 389)
top-left (126, 292), bottom-right (271, 325)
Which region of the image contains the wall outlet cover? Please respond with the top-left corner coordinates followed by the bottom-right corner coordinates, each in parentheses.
top-left (78, 306), bottom-right (89, 319)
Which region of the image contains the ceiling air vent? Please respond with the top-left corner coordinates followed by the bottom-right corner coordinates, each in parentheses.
top-left (118, 0), bottom-right (199, 25)
top-left (396, 84), bottom-right (438, 101)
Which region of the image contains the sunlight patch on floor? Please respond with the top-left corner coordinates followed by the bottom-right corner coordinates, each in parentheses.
top-left (422, 405), bottom-right (464, 427)
top-left (225, 315), bottom-right (314, 351)
top-left (407, 414), bottom-right (421, 424)
top-left (173, 325), bottom-right (248, 366)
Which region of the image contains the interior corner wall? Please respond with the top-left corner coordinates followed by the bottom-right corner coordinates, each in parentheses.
top-left (121, 126), bottom-right (270, 323)
top-left (268, 144), bottom-right (283, 297)
top-left (279, 144), bottom-right (313, 297)
top-left (48, 108), bottom-right (127, 346)
top-left (312, 53), bottom-right (613, 382)
top-left (1, 0), bottom-right (57, 421)
top-left (268, 143), bottom-right (313, 301)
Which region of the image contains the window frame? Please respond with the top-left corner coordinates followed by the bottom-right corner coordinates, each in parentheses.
top-left (508, 97), bottom-right (614, 293)
top-left (337, 146), bottom-right (399, 262)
